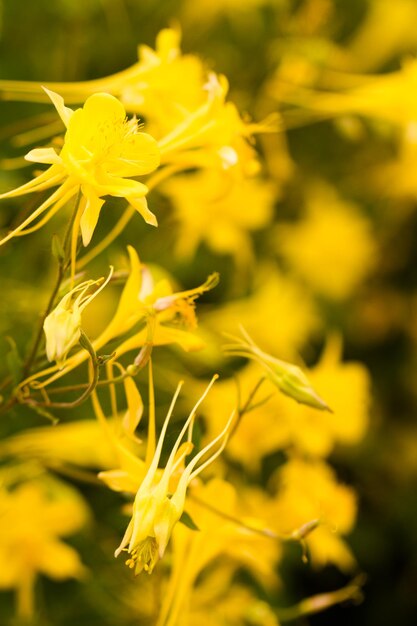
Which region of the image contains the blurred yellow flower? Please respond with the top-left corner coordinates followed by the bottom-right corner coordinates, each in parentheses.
top-left (273, 57), bottom-right (417, 131)
top-left (122, 28), bottom-right (207, 136)
top-left (276, 182), bottom-right (377, 300)
top-left (191, 363), bottom-right (290, 470)
top-left (197, 335), bottom-right (370, 467)
top-left (270, 458), bottom-right (357, 571)
top-left (204, 264), bottom-right (319, 359)
top-left (162, 169), bottom-right (275, 265)
top-left (345, 0), bottom-right (417, 72)
top-left (158, 478), bottom-right (281, 626)
top-left (0, 419), bottom-right (118, 470)
top-left (0, 90), bottom-right (160, 248)
top-left (0, 476), bottom-right (89, 618)
top-left (283, 335), bottom-right (371, 457)
top-left (158, 73), bottom-right (272, 176)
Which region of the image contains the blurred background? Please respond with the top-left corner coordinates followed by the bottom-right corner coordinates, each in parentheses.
top-left (0, 1), bottom-right (416, 625)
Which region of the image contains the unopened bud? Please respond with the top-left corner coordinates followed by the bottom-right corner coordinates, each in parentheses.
top-left (44, 297), bottom-right (82, 368)
top-left (44, 267), bottom-right (113, 368)
top-left (224, 328), bottom-right (331, 412)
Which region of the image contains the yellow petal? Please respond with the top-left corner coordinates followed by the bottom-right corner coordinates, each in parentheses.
top-left (83, 92), bottom-right (126, 125)
top-left (25, 147), bottom-right (62, 165)
top-left (130, 196), bottom-right (158, 226)
top-left (38, 539), bottom-right (87, 580)
top-left (117, 132), bottom-right (160, 176)
top-left (122, 377), bottom-right (144, 436)
top-left (43, 87), bottom-right (73, 127)
top-left (98, 469), bottom-right (142, 493)
top-left (80, 187), bottom-right (105, 246)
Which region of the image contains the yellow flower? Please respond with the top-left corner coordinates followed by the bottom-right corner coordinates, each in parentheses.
top-left (283, 334), bottom-right (371, 456)
top-left (158, 73), bottom-right (273, 176)
top-left (20, 246), bottom-right (216, 389)
top-left (43, 267), bottom-right (113, 367)
top-left (0, 90), bottom-right (160, 248)
top-left (110, 379), bottom-right (234, 574)
top-left (121, 28), bottom-right (207, 136)
top-left (0, 419), bottom-right (119, 470)
top-left (191, 364), bottom-right (290, 470)
top-left (274, 57), bottom-right (417, 131)
top-left (269, 458), bottom-right (357, 571)
top-left (195, 336), bottom-right (370, 467)
top-left (0, 476), bottom-right (89, 619)
top-left (203, 264), bottom-right (319, 359)
top-left (158, 478), bottom-right (281, 626)
top-left (162, 169), bottom-right (274, 265)
top-left (276, 182), bottom-right (377, 300)
top-left (345, 0), bottom-right (417, 72)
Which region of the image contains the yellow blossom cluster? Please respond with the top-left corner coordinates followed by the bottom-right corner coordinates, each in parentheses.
top-left (0, 9), bottom-right (384, 626)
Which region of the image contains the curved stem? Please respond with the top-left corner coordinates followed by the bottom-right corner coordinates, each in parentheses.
top-left (23, 331), bottom-right (99, 409)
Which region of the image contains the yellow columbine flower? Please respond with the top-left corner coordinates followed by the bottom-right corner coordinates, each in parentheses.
top-left (0, 476), bottom-right (89, 619)
top-left (158, 72), bottom-right (275, 176)
top-left (113, 378), bottom-right (234, 574)
top-left (44, 268), bottom-right (113, 367)
top-left (0, 89), bottom-right (160, 248)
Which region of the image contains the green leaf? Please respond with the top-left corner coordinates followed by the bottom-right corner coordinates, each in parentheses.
top-left (51, 233), bottom-right (65, 262)
top-left (179, 510), bottom-right (200, 531)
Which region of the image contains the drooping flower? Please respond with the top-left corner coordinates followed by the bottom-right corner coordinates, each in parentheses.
top-left (0, 90), bottom-right (160, 249)
top-left (106, 378), bottom-right (234, 574)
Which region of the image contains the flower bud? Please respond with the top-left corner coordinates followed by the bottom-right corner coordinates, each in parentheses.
top-left (224, 328), bottom-right (331, 412)
top-left (43, 268), bottom-right (113, 368)
top-left (44, 295), bottom-right (82, 368)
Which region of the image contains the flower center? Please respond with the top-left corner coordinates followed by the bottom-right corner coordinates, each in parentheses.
top-left (125, 536), bottom-right (159, 575)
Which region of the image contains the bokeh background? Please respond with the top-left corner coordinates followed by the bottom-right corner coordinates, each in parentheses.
top-left (1, 1), bottom-right (416, 625)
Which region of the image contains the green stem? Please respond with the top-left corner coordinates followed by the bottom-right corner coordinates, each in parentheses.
top-left (21, 190), bottom-right (82, 380)
top-left (228, 376), bottom-right (266, 440)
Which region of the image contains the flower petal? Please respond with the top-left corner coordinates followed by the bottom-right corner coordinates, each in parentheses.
top-left (25, 147), bottom-right (62, 165)
top-left (130, 196), bottom-right (158, 226)
top-left (43, 87), bottom-right (74, 127)
top-left (83, 92), bottom-right (126, 125)
top-left (80, 187), bottom-right (105, 246)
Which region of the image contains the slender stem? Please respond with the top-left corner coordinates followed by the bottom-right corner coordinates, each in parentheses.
top-left (21, 191), bottom-right (82, 380)
top-left (188, 493), bottom-right (280, 539)
top-left (16, 570), bottom-right (35, 622)
top-left (228, 376), bottom-right (266, 440)
top-left (145, 358), bottom-right (156, 469)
